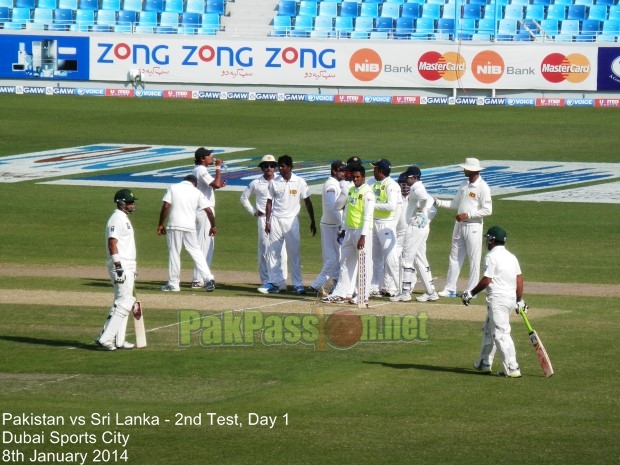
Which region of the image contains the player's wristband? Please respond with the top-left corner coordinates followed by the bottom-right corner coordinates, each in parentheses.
top-left (111, 254), bottom-right (121, 263)
top-left (215, 166), bottom-right (221, 171)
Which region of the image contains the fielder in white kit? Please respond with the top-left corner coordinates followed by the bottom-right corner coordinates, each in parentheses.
top-left (434, 158), bottom-right (492, 297)
top-left (157, 175), bottom-right (216, 292)
top-left (461, 226), bottom-right (526, 378)
top-left (96, 189), bottom-right (139, 351)
top-left (192, 147), bottom-right (226, 288)
top-left (240, 154), bottom-right (287, 290)
top-left (258, 155), bottom-right (316, 295)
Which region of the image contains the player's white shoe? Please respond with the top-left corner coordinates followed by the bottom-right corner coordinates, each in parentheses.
top-left (498, 367), bottom-right (522, 378)
top-left (473, 360), bottom-right (492, 373)
top-left (191, 281), bottom-right (204, 289)
top-left (390, 292), bottom-right (412, 302)
top-left (95, 339), bottom-right (117, 351)
top-left (438, 289), bottom-right (459, 298)
top-left (416, 292), bottom-right (439, 302)
top-left (161, 284), bottom-right (180, 292)
top-left (117, 341), bottom-right (134, 350)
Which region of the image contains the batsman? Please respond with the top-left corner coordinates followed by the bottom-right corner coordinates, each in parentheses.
top-left (96, 189), bottom-right (139, 351)
top-left (461, 226), bottom-right (526, 378)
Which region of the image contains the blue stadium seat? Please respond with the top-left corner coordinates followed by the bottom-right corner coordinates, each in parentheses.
top-left (163, 0), bottom-right (182, 13)
top-left (340, 1), bottom-right (358, 17)
top-left (525, 4), bottom-right (544, 21)
top-left (510, 0), bottom-right (528, 5)
top-left (178, 11), bottom-right (200, 33)
top-left (539, 18), bottom-right (558, 37)
top-left (318, 1), bottom-right (337, 17)
top-left (573, 0), bottom-right (593, 5)
top-left (587, 4), bottom-right (608, 22)
top-left (477, 17), bottom-right (496, 34)
top-left (15, 0), bottom-right (34, 8)
top-left (101, 0), bottom-right (120, 10)
top-left (37, 0), bottom-right (56, 8)
top-left (412, 17), bottom-right (435, 39)
top-left (577, 18), bottom-right (600, 40)
top-left (312, 14), bottom-right (334, 37)
top-left (78, 0), bottom-right (97, 10)
top-left (436, 17), bottom-right (454, 39)
top-left (334, 15), bottom-right (354, 36)
top-left (156, 10), bottom-right (178, 32)
top-left (25, 6), bottom-right (50, 28)
top-left (441, 1), bottom-right (459, 19)
top-left (135, 9), bottom-right (156, 31)
top-left (93, 8), bottom-right (116, 31)
top-left (503, 4), bottom-right (524, 20)
top-left (385, 0), bottom-right (404, 4)
top-left (381, 2), bottom-right (401, 19)
top-left (360, 2), bottom-right (379, 18)
top-left (551, 0), bottom-right (571, 4)
top-left (456, 17), bottom-right (476, 35)
top-left (278, 0), bottom-right (296, 17)
top-left (496, 18), bottom-right (517, 40)
top-left (206, 0), bottom-right (224, 15)
top-left (185, 0), bottom-right (205, 14)
top-left (354, 14), bottom-right (374, 32)
top-left (71, 7), bottom-right (94, 30)
top-left (375, 15), bottom-right (394, 32)
top-left (467, 0), bottom-right (486, 4)
top-left (596, 18), bottom-right (618, 40)
top-left (420, 3), bottom-right (440, 19)
top-left (115, 8), bottom-right (136, 30)
top-left (393, 15), bottom-right (414, 38)
top-left (567, 4), bottom-right (587, 20)
top-left (520, 18), bottom-right (540, 36)
top-left (595, 0), bottom-right (613, 5)
top-left (462, 4), bottom-right (482, 20)
top-left (545, 4), bottom-right (566, 21)
top-left (199, 10), bottom-right (220, 34)
top-left (556, 17), bottom-right (580, 40)
top-left (123, 0), bottom-right (143, 12)
top-left (49, 7), bottom-right (72, 29)
top-left (298, 0), bottom-right (317, 17)
top-left (401, 2), bottom-right (420, 19)
top-left (531, 0), bottom-right (551, 5)
top-left (610, 5), bottom-right (620, 21)
top-left (143, 0), bottom-right (163, 12)
top-left (0, 0), bottom-right (12, 7)
top-left (291, 14), bottom-right (313, 36)
top-left (57, 0), bottom-right (76, 9)
top-left (272, 13), bottom-right (291, 35)
top-left (7, 6), bottom-right (32, 28)
top-left (0, 6), bottom-right (11, 25)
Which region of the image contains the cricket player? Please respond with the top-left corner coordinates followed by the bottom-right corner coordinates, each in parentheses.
top-left (435, 158), bottom-right (492, 297)
top-left (308, 160), bottom-right (347, 295)
top-left (240, 154), bottom-right (287, 290)
top-left (191, 147), bottom-right (226, 288)
top-left (461, 226), bottom-right (525, 378)
top-left (158, 175), bottom-right (216, 292)
top-left (258, 155), bottom-right (316, 295)
top-left (369, 159), bottom-right (401, 297)
top-left (322, 164), bottom-right (375, 305)
top-left (96, 189), bottom-right (138, 351)
top-left (391, 166), bottom-right (438, 302)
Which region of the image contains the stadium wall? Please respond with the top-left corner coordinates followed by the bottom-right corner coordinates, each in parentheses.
top-left (1, 31), bottom-right (620, 105)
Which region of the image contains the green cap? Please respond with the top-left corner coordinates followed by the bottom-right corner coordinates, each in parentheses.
top-left (486, 226), bottom-right (507, 242)
top-left (114, 189), bottom-right (137, 203)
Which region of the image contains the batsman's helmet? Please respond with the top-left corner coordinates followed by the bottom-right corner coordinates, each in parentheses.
top-left (114, 189), bottom-right (137, 204)
top-left (486, 226), bottom-right (507, 244)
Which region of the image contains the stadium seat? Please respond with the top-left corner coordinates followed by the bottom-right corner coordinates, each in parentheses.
top-left (520, 18), bottom-right (541, 36)
top-left (37, 0), bottom-right (56, 8)
top-left (436, 17), bottom-right (454, 39)
top-left (610, 5), bottom-right (620, 21)
top-left (206, 0), bottom-right (224, 15)
top-left (477, 17), bottom-right (496, 34)
top-left (385, 0), bottom-right (404, 4)
top-left (496, 18), bottom-right (517, 40)
top-left (0, 6), bottom-right (10, 24)
top-left (7, 6), bottom-right (32, 28)
top-left (421, 3), bottom-right (441, 19)
top-left (135, 9), bottom-right (156, 32)
top-left (334, 15), bottom-right (354, 36)
top-left (312, 14), bottom-right (334, 37)
top-left (71, 7), bottom-right (94, 30)
top-left (531, 0), bottom-right (551, 5)
top-left (354, 14), bottom-right (374, 32)
top-left (375, 15), bottom-right (393, 32)
top-left (93, 8), bottom-right (116, 31)
top-left (462, 4), bottom-right (482, 20)
top-left (393, 15), bottom-right (414, 38)
top-left (199, 10), bottom-right (220, 34)
top-left (545, 4), bottom-right (566, 21)
top-left (577, 18), bottom-right (601, 40)
top-left (177, 11), bottom-right (200, 33)
top-left (318, 1), bottom-right (337, 17)
top-left (596, 19), bottom-right (618, 40)
top-left (525, 4), bottom-right (544, 22)
top-left (27, 6), bottom-right (53, 28)
top-left (510, 0), bottom-right (528, 5)
top-left (360, 2), bottom-right (379, 18)
top-left (503, 4), bottom-right (524, 20)
top-left (595, 0), bottom-right (613, 5)
top-left (123, 0), bottom-right (143, 12)
top-left (401, 2), bottom-right (420, 19)
top-left (340, 1), bottom-right (359, 17)
top-left (185, 0), bottom-right (205, 14)
top-left (381, 2), bottom-right (401, 19)
top-left (411, 16), bottom-right (435, 39)
top-left (15, 0), bottom-right (34, 8)
top-left (101, 0), bottom-right (120, 10)
top-left (115, 9), bottom-right (136, 31)
top-left (587, 5), bottom-right (608, 22)
top-left (272, 13), bottom-right (291, 35)
top-left (556, 17), bottom-right (580, 40)
top-left (538, 18), bottom-right (558, 37)
top-left (290, 14), bottom-right (313, 37)
top-left (441, 1), bottom-right (458, 19)
top-left (49, 7), bottom-right (72, 29)
top-left (567, 5), bottom-right (587, 20)
top-left (278, 0), bottom-right (296, 17)
top-left (298, 0), bottom-right (318, 17)
top-left (163, 0), bottom-right (182, 13)
top-left (156, 10), bottom-right (179, 33)
top-left (456, 17), bottom-right (476, 35)
top-left (143, 0), bottom-right (163, 12)
top-left (573, 0), bottom-right (593, 5)
top-left (57, 0), bottom-right (76, 9)
top-left (0, 0), bottom-right (12, 7)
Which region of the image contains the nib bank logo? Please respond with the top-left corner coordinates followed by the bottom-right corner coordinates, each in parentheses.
top-left (418, 51), bottom-right (466, 81)
top-left (471, 50), bottom-right (505, 84)
top-left (349, 48), bottom-right (383, 82)
top-left (540, 53), bottom-right (590, 84)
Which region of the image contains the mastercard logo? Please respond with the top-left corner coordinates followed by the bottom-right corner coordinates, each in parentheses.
top-left (349, 48), bottom-right (383, 82)
top-left (471, 50), bottom-right (505, 84)
top-left (418, 51), bottom-right (466, 81)
top-left (540, 53), bottom-right (590, 84)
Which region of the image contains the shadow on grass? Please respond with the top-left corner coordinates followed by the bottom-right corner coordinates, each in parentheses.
top-left (0, 335), bottom-right (99, 351)
top-left (363, 361), bottom-right (486, 376)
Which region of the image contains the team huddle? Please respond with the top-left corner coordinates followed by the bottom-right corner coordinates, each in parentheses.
top-left (95, 149), bottom-right (530, 378)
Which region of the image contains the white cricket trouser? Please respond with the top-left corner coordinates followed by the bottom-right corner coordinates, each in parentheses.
top-left (167, 228), bottom-right (214, 288)
top-left (477, 297), bottom-right (519, 372)
top-left (192, 209), bottom-right (214, 282)
top-left (401, 224), bottom-right (434, 294)
top-left (267, 216), bottom-right (302, 288)
top-left (444, 222), bottom-right (484, 293)
top-left (257, 216), bottom-right (287, 286)
top-left (100, 265), bottom-right (136, 346)
top-left (371, 220), bottom-right (399, 294)
top-left (310, 223), bottom-right (341, 290)
top-left (332, 228), bottom-right (372, 302)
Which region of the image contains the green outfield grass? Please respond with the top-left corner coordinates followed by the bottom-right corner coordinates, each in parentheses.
top-left (1, 95), bottom-right (619, 465)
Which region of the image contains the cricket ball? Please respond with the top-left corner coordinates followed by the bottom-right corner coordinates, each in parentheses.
top-left (325, 309), bottom-right (363, 349)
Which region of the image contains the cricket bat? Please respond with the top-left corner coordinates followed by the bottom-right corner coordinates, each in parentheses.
top-left (132, 301), bottom-right (147, 348)
top-left (357, 248), bottom-right (366, 309)
top-left (519, 310), bottom-right (553, 377)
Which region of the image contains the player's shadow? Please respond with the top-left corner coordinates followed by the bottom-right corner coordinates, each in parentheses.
top-left (363, 361), bottom-right (484, 376)
top-left (0, 335), bottom-right (99, 351)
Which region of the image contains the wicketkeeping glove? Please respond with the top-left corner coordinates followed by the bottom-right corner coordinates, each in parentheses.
top-left (114, 265), bottom-right (126, 284)
top-left (516, 299), bottom-right (528, 314)
top-left (461, 290), bottom-right (473, 306)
